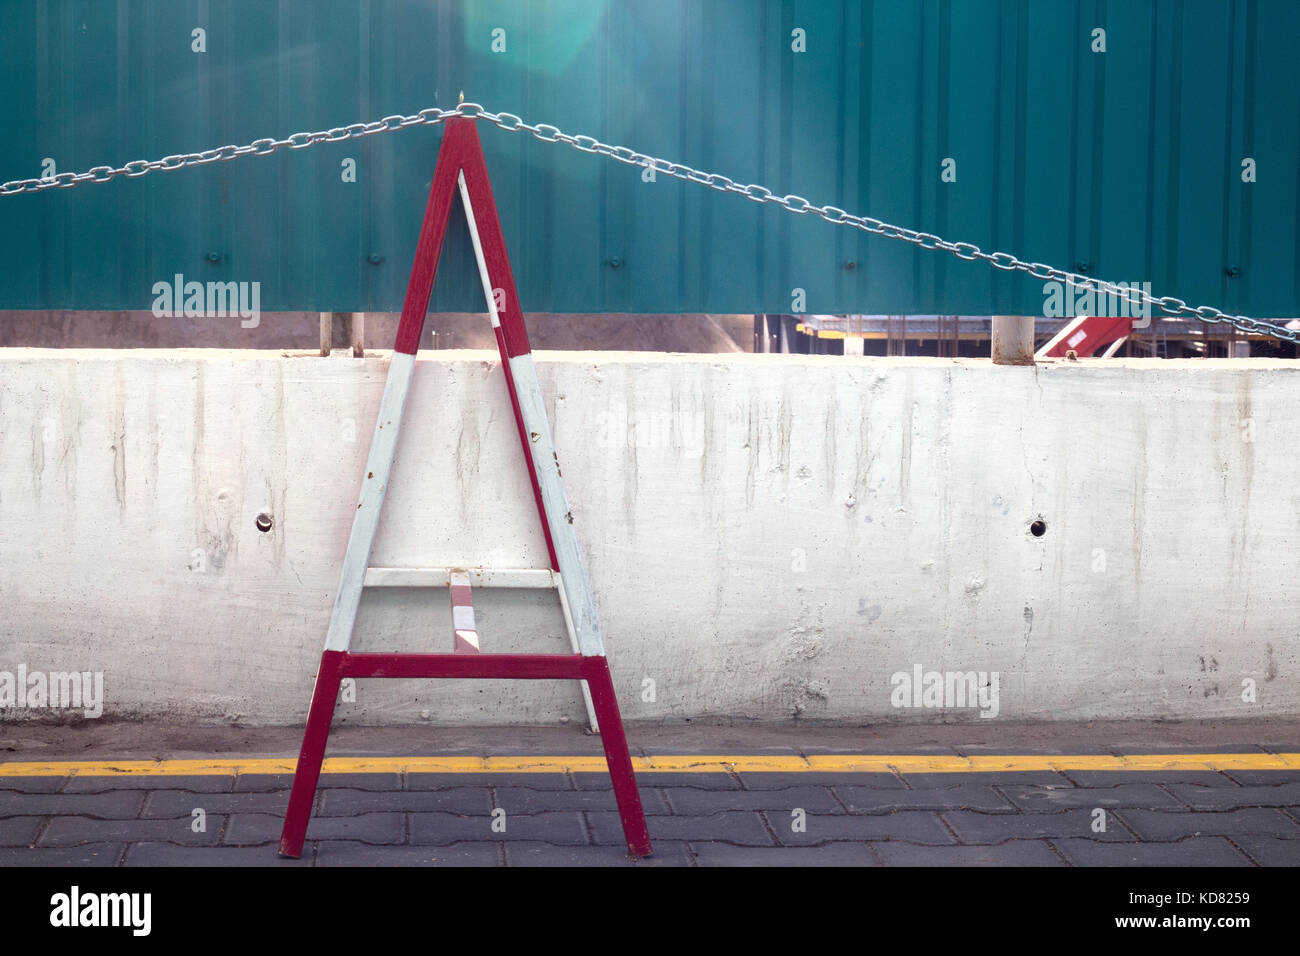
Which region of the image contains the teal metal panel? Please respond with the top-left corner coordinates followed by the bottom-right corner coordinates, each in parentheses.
top-left (0, 0), bottom-right (1296, 317)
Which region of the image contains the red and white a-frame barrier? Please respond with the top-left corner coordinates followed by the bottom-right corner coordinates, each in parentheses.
top-left (278, 117), bottom-right (652, 859)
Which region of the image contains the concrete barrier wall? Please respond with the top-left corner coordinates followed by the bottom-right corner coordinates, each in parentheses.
top-left (1, 349), bottom-right (1296, 725)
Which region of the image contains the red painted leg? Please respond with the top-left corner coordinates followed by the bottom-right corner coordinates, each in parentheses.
top-left (584, 657), bottom-right (653, 858)
top-left (278, 650), bottom-right (347, 858)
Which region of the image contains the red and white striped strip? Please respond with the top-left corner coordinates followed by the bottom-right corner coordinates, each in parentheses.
top-left (449, 569), bottom-right (479, 653)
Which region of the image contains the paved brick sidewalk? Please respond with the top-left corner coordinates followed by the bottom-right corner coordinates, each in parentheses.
top-left (3, 722), bottom-right (1297, 866)
top-left (3, 764), bottom-right (1299, 866)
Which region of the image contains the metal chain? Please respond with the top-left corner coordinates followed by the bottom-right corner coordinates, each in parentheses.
top-left (4, 101), bottom-right (1294, 344)
top-left (0, 105), bottom-right (467, 196)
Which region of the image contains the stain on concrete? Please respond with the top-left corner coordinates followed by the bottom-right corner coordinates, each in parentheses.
top-left (30, 415), bottom-right (45, 500)
top-left (857, 599), bottom-right (883, 622)
top-left (111, 432), bottom-right (126, 513)
top-left (899, 394), bottom-right (914, 504)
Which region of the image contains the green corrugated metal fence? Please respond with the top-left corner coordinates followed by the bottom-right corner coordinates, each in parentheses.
top-left (0, 0), bottom-right (1296, 316)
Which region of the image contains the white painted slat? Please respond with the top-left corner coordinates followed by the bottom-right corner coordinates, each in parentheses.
top-left (506, 353), bottom-right (606, 659)
top-left (363, 567), bottom-right (557, 589)
top-left (323, 350), bottom-right (416, 652)
top-left (555, 572), bottom-right (600, 733)
top-left (458, 170), bottom-right (502, 329)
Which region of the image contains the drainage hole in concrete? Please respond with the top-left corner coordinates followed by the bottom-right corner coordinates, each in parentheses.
top-left (1029, 519), bottom-right (1046, 537)
top-left (255, 513), bottom-right (274, 533)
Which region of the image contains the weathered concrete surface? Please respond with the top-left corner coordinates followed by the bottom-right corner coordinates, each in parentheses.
top-left (0, 350), bottom-right (1296, 725)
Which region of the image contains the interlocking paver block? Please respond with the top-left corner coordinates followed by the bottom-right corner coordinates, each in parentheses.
top-left (64, 774), bottom-right (234, 793)
top-left (504, 841), bottom-right (693, 866)
top-left (574, 772), bottom-right (741, 790)
top-left (764, 809), bottom-right (953, 845)
top-left (491, 786), bottom-right (670, 814)
top-left (316, 841), bottom-right (502, 867)
top-left (691, 842), bottom-right (878, 866)
top-left (942, 808), bottom-right (1134, 843)
top-left (998, 783), bottom-right (1180, 811)
top-left (224, 811), bottom-right (404, 845)
top-left (410, 810), bottom-right (589, 846)
top-left (143, 789), bottom-right (288, 818)
top-left (407, 773), bottom-right (572, 791)
top-left (231, 775), bottom-right (295, 793)
top-left (1166, 783), bottom-right (1300, 810)
top-left (0, 816), bottom-right (42, 846)
top-left (1116, 807), bottom-right (1300, 841)
top-left (317, 773), bottom-right (404, 792)
top-left (836, 783), bottom-right (1013, 813)
top-left (665, 785), bottom-right (841, 814)
top-left (904, 771), bottom-right (1073, 788)
top-left (1065, 771), bottom-right (1237, 788)
top-left (0, 791), bottom-right (145, 819)
top-left (0, 777), bottom-right (69, 794)
top-left (319, 786), bottom-right (493, 816)
top-left (870, 840), bottom-right (1065, 866)
top-left (588, 810), bottom-right (773, 847)
top-left (1053, 836), bottom-right (1252, 866)
top-left (0, 843), bottom-right (124, 866)
top-left (125, 842), bottom-right (309, 866)
top-left (41, 816), bottom-right (224, 847)
top-left (1225, 770), bottom-right (1300, 786)
top-left (737, 772), bottom-right (906, 790)
top-left (1232, 835), bottom-right (1300, 866)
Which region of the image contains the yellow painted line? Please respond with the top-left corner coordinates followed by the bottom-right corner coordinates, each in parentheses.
top-left (0, 753), bottom-right (1297, 777)
top-left (806, 753), bottom-right (1300, 773)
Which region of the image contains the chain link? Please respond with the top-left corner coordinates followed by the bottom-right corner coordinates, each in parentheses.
top-left (3, 101), bottom-right (1294, 345)
top-left (0, 106), bottom-right (468, 197)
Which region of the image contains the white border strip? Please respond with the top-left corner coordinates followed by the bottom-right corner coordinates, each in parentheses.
top-left (458, 170), bottom-right (503, 329)
top-left (324, 351), bottom-right (417, 652)
top-left (364, 567), bottom-right (557, 589)
top-left (506, 352), bottom-right (605, 659)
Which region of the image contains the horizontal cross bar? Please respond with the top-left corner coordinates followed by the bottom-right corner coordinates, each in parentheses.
top-left (363, 567), bottom-right (557, 589)
top-left (339, 652), bottom-right (600, 680)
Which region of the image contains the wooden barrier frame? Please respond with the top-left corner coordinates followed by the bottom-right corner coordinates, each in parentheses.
top-left (278, 117), bottom-right (652, 859)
